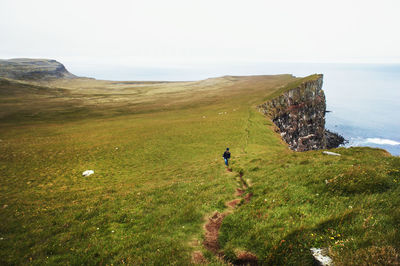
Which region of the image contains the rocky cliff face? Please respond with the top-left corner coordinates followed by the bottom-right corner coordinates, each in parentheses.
top-left (258, 74), bottom-right (344, 151)
top-left (0, 58), bottom-right (76, 80)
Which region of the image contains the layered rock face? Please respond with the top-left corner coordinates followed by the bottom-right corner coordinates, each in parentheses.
top-left (0, 58), bottom-right (76, 80)
top-left (258, 74), bottom-right (344, 151)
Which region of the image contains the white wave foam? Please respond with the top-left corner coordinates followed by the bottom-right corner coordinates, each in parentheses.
top-left (365, 138), bottom-right (400, 146)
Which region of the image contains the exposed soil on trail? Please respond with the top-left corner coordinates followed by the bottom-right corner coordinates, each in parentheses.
top-left (191, 251), bottom-right (208, 264)
top-left (235, 188), bottom-right (245, 196)
top-left (227, 199), bottom-right (242, 208)
top-left (235, 251), bottom-right (258, 265)
top-left (196, 169), bottom-right (258, 265)
top-left (238, 173), bottom-right (248, 189)
top-left (203, 211), bottom-right (227, 254)
top-left (244, 192), bottom-right (253, 203)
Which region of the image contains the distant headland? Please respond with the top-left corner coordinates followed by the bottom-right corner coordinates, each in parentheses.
top-left (0, 58), bottom-right (76, 80)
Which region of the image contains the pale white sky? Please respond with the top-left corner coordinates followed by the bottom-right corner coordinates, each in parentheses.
top-left (1, 0), bottom-right (400, 67)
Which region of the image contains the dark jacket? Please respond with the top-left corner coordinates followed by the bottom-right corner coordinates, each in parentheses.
top-left (223, 151), bottom-right (231, 159)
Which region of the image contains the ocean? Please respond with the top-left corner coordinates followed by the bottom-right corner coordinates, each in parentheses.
top-left (69, 62), bottom-right (400, 155)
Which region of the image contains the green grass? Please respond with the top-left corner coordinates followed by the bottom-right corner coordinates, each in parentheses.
top-left (263, 73), bottom-right (321, 101)
top-left (219, 112), bottom-right (400, 265)
top-left (0, 74), bottom-right (399, 265)
top-left (0, 105), bottom-right (245, 264)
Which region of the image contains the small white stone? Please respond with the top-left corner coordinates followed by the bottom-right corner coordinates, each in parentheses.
top-left (322, 151), bottom-right (341, 156)
top-left (310, 248), bottom-right (333, 266)
top-left (82, 170), bottom-right (94, 177)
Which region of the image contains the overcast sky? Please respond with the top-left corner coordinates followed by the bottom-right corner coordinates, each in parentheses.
top-left (1, 0), bottom-right (400, 67)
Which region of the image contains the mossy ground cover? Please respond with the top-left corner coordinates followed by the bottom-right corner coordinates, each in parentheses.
top-left (0, 74), bottom-right (399, 265)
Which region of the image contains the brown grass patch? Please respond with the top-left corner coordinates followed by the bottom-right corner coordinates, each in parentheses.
top-left (191, 251), bottom-right (208, 264)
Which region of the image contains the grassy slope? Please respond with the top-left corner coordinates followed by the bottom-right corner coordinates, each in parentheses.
top-left (0, 74), bottom-right (399, 265)
top-left (0, 74), bottom-right (291, 264)
top-left (220, 112), bottom-right (400, 265)
top-left (0, 107), bottom-right (241, 265)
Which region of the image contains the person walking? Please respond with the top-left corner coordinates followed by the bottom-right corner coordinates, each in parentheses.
top-left (223, 148), bottom-right (231, 167)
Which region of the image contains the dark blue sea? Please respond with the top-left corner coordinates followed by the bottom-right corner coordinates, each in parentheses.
top-left (69, 62), bottom-right (400, 155)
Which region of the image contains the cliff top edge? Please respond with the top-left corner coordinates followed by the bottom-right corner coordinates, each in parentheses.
top-left (265, 73), bottom-right (323, 101)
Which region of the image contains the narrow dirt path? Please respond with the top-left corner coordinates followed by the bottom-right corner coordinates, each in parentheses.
top-left (192, 170), bottom-right (257, 265)
top-left (192, 109), bottom-right (258, 265)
